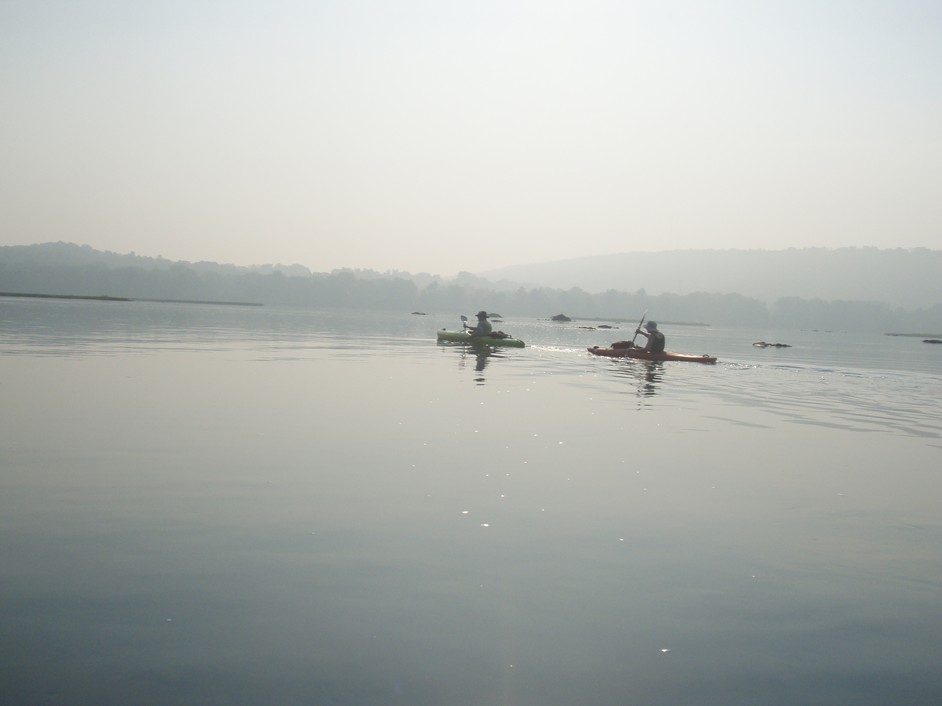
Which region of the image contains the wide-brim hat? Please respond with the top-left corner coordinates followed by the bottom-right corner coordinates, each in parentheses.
top-left (477, 311), bottom-right (488, 318)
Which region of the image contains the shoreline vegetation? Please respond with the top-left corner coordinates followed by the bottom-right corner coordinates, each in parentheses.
top-left (3, 292), bottom-right (940, 338)
top-left (558, 317), bottom-right (710, 327)
top-left (0, 291), bottom-right (263, 307)
top-left (2, 243), bottom-right (941, 333)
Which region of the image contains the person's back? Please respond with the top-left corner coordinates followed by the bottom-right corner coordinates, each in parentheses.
top-left (647, 329), bottom-right (665, 353)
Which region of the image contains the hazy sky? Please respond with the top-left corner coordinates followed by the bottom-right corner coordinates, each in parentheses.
top-left (2, 1), bottom-right (940, 275)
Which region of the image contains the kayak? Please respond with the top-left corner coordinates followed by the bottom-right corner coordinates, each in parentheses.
top-left (587, 346), bottom-right (716, 363)
top-left (437, 330), bottom-right (525, 348)
top-left (588, 346), bottom-right (716, 363)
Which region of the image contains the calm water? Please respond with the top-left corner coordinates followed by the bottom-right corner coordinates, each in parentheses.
top-left (2, 297), bottom-right (941, 706)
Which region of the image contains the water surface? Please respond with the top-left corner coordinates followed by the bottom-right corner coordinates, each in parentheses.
top-left (2, 298), bottom-right (941, 705)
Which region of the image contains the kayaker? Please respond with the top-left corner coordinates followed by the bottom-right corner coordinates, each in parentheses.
top-left (469, 311), bottom-right (493, 338)
top-left (635, 321), bottom-right (665, 353)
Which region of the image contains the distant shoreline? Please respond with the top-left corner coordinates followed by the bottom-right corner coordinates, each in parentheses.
top-left (567, 317), bottom-right (710, 327)
top-left (0, 292), bottom-right (263, 307)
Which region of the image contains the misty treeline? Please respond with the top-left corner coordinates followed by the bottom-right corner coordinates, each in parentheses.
top-left (2, 243), bottom-right (940, 332)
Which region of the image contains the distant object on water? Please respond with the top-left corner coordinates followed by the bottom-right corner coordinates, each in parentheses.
top-left (1, 291), bottom-right (129, 302)
top-left (753, 341), bottom-right (792, 348)
top-left (924, 339), bottom-right (942, 344)
top-left (551, 314), bottom-right (571, 322)
top-left (411, 311), bottom-right (426, 315)
top-left (0, 291), bottom-right (262, 307)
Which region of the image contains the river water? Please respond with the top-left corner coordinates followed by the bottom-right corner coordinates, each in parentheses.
top-left (2, 297), bottom-right (941, 705)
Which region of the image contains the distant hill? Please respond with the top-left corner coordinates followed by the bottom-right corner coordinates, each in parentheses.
top-left (480, 248), bottom-right (942, 310)
top-left (0, 241), bottom-right (314, 277)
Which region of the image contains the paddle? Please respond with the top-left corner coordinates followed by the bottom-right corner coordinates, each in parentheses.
top-left (630, 311), bottom-right (648, 347)
top-left (460, 315), bottom-right (469, 329)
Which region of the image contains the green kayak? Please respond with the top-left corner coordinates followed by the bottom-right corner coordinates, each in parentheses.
top-left (437, 330), bottom-right (525, 348)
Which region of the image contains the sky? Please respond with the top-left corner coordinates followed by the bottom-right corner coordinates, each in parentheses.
top-left (1, 0), bottom-right (941, 276)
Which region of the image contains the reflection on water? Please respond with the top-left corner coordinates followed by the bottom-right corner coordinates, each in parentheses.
top-left (473, 349), bottom-right (490, 382)
top-left (440, 344), bottom-right (511, 385)
top-left (606, 359), bottom-right (665, 398)
top-left (3, 299), bottom-right (942, 706)
top-left (445, 345), bottom-right (489, 381)
top-left (461, 348), bottom-right (502, 385)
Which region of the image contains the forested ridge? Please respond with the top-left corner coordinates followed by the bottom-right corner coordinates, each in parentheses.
top-left (2, 242), bottom-right (940, 333)
top-left (483, 247), bottom-right (942, 310)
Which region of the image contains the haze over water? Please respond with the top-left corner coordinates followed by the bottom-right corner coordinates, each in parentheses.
top-left (2, 297), bottom-right (941, 705)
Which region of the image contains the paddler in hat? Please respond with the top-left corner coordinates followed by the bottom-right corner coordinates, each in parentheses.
top-left (469, 311), bottom-right (493, 338)
top-left (635, 320), bottom-right (666, 353)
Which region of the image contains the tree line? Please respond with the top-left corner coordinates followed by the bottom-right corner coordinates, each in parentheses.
top-left (2, 257), bottom-right (940, 333)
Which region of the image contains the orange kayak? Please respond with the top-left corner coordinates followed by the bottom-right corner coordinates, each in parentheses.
top-left (587, 346), bottom-right (717, 364)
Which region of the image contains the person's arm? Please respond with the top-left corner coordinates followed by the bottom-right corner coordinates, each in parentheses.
top-left (635, 329), bottom-right (652, 351)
